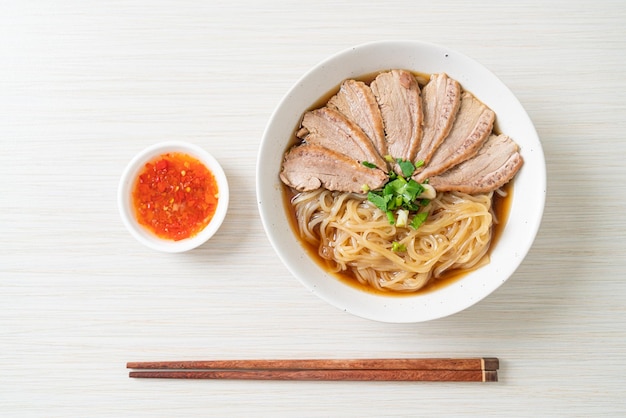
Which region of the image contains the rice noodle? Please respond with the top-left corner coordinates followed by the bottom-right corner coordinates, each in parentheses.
top-left (291, 189), bottom-right (493, 292)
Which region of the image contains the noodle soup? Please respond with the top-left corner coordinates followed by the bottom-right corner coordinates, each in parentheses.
top-left (279, 69), bottom-right (521, 294)
top-left (258, 41), bottom-right (545, 322)
top-left (283, 181), bottom-right (512, 296)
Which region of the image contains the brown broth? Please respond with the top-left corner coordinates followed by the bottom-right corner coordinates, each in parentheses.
top-left (280, 69), bottom-right (515, 297)
top-left (282, 181), bottom-right (513, 297)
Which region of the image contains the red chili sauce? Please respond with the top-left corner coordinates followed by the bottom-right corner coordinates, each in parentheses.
top-left (132, 152), bottom-right (219, 241)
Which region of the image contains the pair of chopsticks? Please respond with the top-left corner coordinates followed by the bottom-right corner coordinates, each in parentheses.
top-left (127, 357), bottom-right (499, 382)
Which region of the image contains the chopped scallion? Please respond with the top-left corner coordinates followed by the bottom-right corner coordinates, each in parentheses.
top-left (366, 157), bottom-right (432, 227)
top-left (410, 212), bottom-right (428, 229)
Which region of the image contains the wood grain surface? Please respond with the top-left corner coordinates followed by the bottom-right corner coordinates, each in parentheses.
top-left (2, 0), bottom-right (625, 416)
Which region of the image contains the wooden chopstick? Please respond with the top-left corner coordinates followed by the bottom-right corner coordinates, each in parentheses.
top-left (127, 358), bottom-right (499, 382)
top-left (128, 369), bottom-right (497, 381)
top-left (127, 358), bottom-right (498, 371)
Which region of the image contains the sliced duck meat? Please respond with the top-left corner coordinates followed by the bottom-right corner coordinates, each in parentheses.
top-left (428, 134), bottom-right (523, 194)
top-left (279, 144), bottom-right (388, 194)
top-left (414, 91), bottom-right (495, 183)
top-left (414, 73), bottom-right (461, 166)
top-left (297, 107), bottom-right (387, 172)
top-left (328, 79), bottom-right (388, 162)
top-left (370, 70), bottom-right (423, 172)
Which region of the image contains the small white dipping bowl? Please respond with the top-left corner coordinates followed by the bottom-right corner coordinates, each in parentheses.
top-left (257, 40), bottom-right (546, 323)
top-left (118, 141), bottom-right (229, 253)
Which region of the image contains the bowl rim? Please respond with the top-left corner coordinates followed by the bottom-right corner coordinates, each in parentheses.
top-left (256, 40), bottom-right (546, 323)
top-left (118, 140), bottom-right (229, 253)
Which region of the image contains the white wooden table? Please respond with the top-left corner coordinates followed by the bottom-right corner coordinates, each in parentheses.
top-left (2, 1), bottom-right (625, 416)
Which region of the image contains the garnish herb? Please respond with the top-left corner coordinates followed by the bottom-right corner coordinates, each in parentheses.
top-left (391, 241), bottom-right (407, 252)
top-left (361, 161), bottom-right (377, 169)
top-left (366, 158), bottom-right (430, 228)
top-left (410, 212), bottom-right (428, 229)
top-left (396, 159), bottom-right (415, 178)
top-left (367, 192), bottom-right (388, 212)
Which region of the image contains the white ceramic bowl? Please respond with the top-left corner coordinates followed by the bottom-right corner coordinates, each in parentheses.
top-left (256, 40), bottom-right (546, 323)
top-left (118, 141), bottom-right (229, 253)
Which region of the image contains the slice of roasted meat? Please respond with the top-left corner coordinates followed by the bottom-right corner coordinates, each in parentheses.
top-left (371, 69), bottom-right (423, 173)
top-left (428, 134), bottom-right (523, 194)
top-left (415, 73), bottom-right (461, 167)
top-left (297, 107), bottom-right (387, 172)
top-left (279, 144), bottom-right (388, 194)
top-left (328, 79), bottom-right (388, 163)
top-left (413, 91), bottom-right (495, 183)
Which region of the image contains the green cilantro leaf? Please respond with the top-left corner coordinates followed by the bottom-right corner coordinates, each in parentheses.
top-left (396, 159), bottom-right (416, 178)
top-left (367, 192), bottom-right (388, 212)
